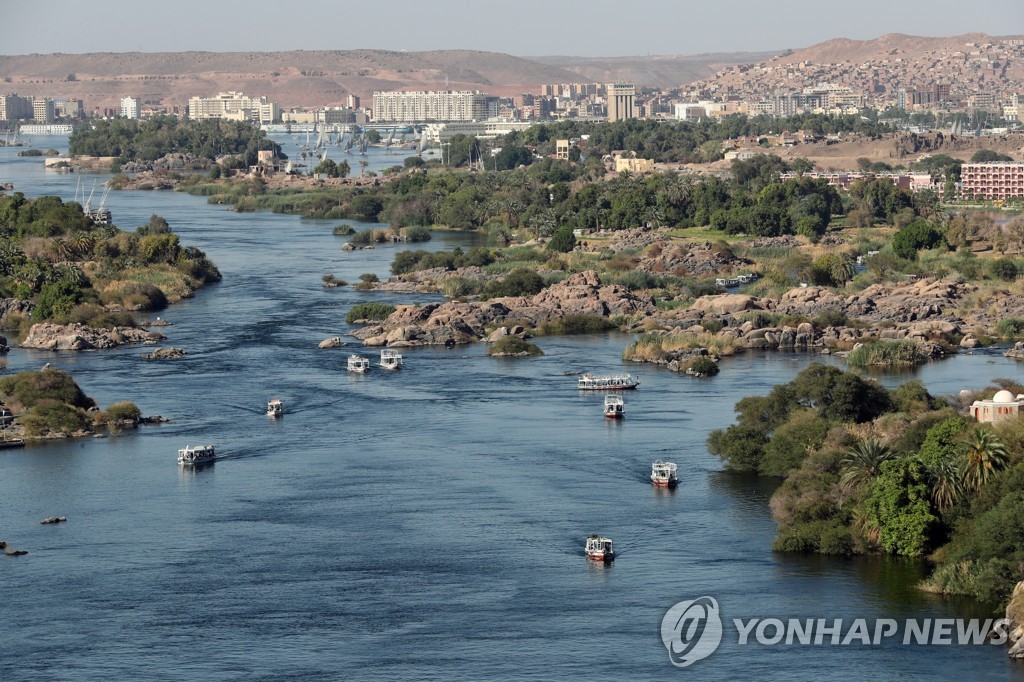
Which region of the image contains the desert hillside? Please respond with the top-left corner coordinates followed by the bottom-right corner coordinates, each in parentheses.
top-left (0, 48), bottom-right (772, 110)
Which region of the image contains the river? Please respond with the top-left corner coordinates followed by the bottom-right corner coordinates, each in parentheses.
top-left (2, 137), bottom-right (1023, 680)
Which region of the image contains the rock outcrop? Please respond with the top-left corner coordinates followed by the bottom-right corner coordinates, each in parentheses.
top-left (142, 347), bottom-right (186, 360)
top-left (21, 323), bottom-right (165, 350)
top-left (41, 516), bottom-right (67, 525)
top-left (318, 337), bottom-right (342, 349)
top-left (353, 271), bottom-right (654, 347)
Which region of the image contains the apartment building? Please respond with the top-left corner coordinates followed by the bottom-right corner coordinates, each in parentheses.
top-left (372, 90), bottom-right (489, 123)
top-left (0, 93), bottom-right (34, 121)
top-left (960, 162), bottom-right (1024, 200)
top-left (120, 96), bottom-right (140, 119)
top-left (188, 91), bottom-right (280, 124)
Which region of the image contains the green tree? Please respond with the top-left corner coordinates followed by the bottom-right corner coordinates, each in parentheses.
top-left (840, 438), bottom-right (894, 490)
top-left (863, 457), bottom-right (937, 556)
top-left (707, 424), bottom-right (769, 473)
top-left (547, 226), bottom-right (576, 253)
top-left (962, 428), bottom-right (1010, 492)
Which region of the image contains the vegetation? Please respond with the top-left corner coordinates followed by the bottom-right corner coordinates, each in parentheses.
top-left (0, 196), bottom-right (220, 330)
top-left (487, 335), bottom-right (543, 356)
top-left (345, 302), bottom-right (396, 324)
top-left (846, 340), bottom-right (926, 368)
top-left (710, 365), bottom-right (1024, 605)
top-left (69, 115), bottom-right (282, 165)
top-left (0, 368), bottom-right (141, 438)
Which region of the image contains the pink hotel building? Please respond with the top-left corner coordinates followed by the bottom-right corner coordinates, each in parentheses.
top-left (960, 162), bottom-right (1024, 201)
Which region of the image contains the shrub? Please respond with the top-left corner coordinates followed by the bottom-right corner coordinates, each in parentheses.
top-left (27, 400), bottom-right (93, 435)
top-left (540, 314), bottom-right (616, 335)
top-left (403, 226), bottom-right (432, 242)
top-left (487, 336), bottom-right (543, 356)
top-left (332, 225), bottom-right (356, 236)
top-left (990, 258), bottom-right (1019, 282)
top-left (345, 302), bottom-right (396, 324)
top-left (683, 356), bottom-right (720, 377)
top-left (105, 401), bottom-right (142, 423)
top-left (99, 282), bottom-right (168, 311)
top-left (846, 340), bottom-right (924, 368)
top-left (891, 220), bottom-right (945, 260)
top-left (483, 269), bottom-right (545, 298)
top-left (701, 319), bottom-right (725, 334)
top-left (358, 273), bottom-right (379, 283)
top-left (996, 317), bottom-right (1024, 340)
top-left (812, 309), bottom-right (848, 328)
top-left (0, 368), bottom-right (95, 411)
top-left (547, 227), bottom-right (576, 253)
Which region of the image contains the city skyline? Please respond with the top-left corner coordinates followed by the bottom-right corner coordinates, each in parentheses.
top-left (1, 0), bottom-right (1021, 57)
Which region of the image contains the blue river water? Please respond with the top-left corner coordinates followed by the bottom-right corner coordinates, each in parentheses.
top-left (2, 137), bottom-right (1023, 680)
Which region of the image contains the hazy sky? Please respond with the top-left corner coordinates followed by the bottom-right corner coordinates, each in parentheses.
top-left (2, 0), bottom-right (1022, 57)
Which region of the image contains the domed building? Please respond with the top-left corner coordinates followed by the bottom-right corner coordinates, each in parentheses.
top-left (970, 389), bottom-right (1024, 423)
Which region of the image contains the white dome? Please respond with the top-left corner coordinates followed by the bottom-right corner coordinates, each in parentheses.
top-left (993, 390), bottom-right (1016, 403)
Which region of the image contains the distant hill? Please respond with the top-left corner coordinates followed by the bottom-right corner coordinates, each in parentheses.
top-left (0, 49), bottom-right (586, 110)
top-left (532, 51), bottom-right (778, 89)
top-left (0, 48), bottom-right (776, 111)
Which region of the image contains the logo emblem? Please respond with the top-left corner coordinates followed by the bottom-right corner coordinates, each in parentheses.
top-left (661, 596), bottom-right (723, 668)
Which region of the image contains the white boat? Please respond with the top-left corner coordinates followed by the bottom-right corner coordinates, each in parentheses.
top-left (650, 460), bottom-right (679, 487)
top-left (266, 399), bottom-right (283, 418)
top-left (178, 444), bottom-right (216, 465)
top-left (585, 534), bottom-right (615, 562)
top-left (348, 354), bottom-right (370, 373)
top-left (604, 395), bottom-right (625, 419)
top-left (577, 374), bottom-right (639, 390)
top-left (379, 349), bottom-right (403, 370)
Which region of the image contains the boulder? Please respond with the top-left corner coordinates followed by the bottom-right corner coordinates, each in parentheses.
top-left (692, 294), bottom-right (761, 314)
top-left (142, 347), bottom-right (186, 360)
top-left (21, 323), bottom-right (164, 351)
top-left (41, 516), bottom-right (67, 524)
top-left (318, 337), bottom-right (342, 349)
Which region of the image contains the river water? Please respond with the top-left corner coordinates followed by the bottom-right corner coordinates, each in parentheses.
top-left (2, 138), bottom-right (1023, 680)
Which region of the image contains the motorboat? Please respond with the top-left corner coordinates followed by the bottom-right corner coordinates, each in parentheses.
top-left (348, 354), bottom-right (370, 373)
top-left (178, 444), bottom-right (216, 465)
top-left (379, 349), bottom-right (403, 370)
top-left (650, 460), bottom-right (679, 487)
top-left (585, 534), bottom-right (615, 562)
top-left (604, 395), bottom-right (625, 419)
top-left (577, 374), bottom-right (639, 390)
top-left (266, 399), bottom-right (283, 418)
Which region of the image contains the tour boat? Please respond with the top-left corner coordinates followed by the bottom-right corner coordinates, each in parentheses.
top-left (266, 399), bottom-right (283, 418)
top-left (650, 460), bottom-right (679, 487)
top-left (577, 373), bottom-right (639, 390)
top-left (604, 395), bottom-right (625, 419)
top-left (178, 444), bottom-right (216, 465)
top-left (379, 349), bottom-right (403, 370)
top-left (348, 354), bottom-right (370, 373)
top-left (585, 534), bottom-right (615, 562)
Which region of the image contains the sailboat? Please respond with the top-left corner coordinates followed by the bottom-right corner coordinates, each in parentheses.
top-left (344, 133), bottom-right (356, 153)
top-left (359, 136), bottom-right (368, 155)
top-left (417, 129), bottom-right (428, 156)
top-left (384, 130), bottom-right (394, 152)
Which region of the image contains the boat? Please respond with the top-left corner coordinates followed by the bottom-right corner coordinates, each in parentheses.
top-left (178, 444), bottom-right (216, 465)
top-left (650, 460), bottom-right (679, 487)
top-left (585, 534), bottom-right (615, 562)
top-left (604, 395), bottom-right (625, 419)
top-left (266, 399), bottom-right (283, 418)
top-left (348, 354), bottom-right (370, 373)
top-left (379, 349), bottom-right (403, 370)
top-left (577, 374), bottom-right (639, 390)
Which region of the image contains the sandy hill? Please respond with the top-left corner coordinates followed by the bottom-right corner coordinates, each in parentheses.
top-left (532, 51), bottom-right (777, 89)
top-left (0, 48), bottom-right (775, 110)
top-left (0, 49), bottom-right (586, 110)
top-left (782, 32), bottom-right (1014, 64)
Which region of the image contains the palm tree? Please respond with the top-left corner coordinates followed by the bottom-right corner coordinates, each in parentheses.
top-left (840, 438), bottom-right (894, 490)
top-left (962, 428), bottom-right (1010, 492)
top-left (925, 455), bottom-right (964, 512)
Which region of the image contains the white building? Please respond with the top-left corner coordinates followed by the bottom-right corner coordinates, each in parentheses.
top-left (372, 91), bottom-right (489, 123)
top-left (188, 91), bottom-right (280, 124)
top-left (970, 390), bottom-right (1024, 423)
top-left (120, 96), bottom-right (140, 119)
top-left (674, 103), bottom-right (705, 120)
top-left (423, 119), bottom-right (536, 144)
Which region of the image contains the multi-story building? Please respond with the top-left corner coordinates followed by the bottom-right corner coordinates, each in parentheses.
top-left (960, 162), bottom-right (1024, 200)
top-left (120, 96), bottom-right (140, 119)
top-left (187, 91), bottom-right (280, 124)
top-left (606, 82), bottom-right (636, 121)
top-left (0, 93), bottom-right (34, 121)
top-left (372, 90), bottom-right (489, 123)
top-left (31, 98), bottom-right (54, 123)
